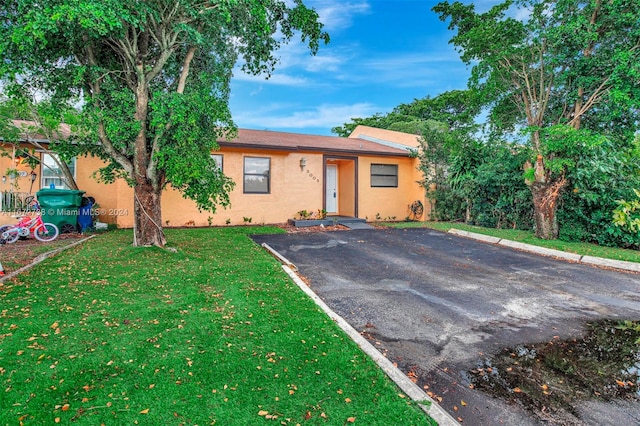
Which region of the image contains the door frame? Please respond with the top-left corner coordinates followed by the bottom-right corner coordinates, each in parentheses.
top-left (323, 155), bottom-right (358, 217)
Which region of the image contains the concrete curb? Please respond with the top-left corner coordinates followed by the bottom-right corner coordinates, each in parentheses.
top-left (497, 239), bottom-right (583, 262)
top-left (448, 228), bottom-right (502, 244)
top-left (580, 255), bottom-right (640, 272)
top-left (280, 263), bottom-right (459, 426)
top-left (448, 229), bottom-right (639, 272)
top-left (0, 235), bottom-right (96, 283)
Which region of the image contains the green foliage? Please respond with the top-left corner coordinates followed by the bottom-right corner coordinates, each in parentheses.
top-left (331, 90), bottom-right (480, 137)
top-left (558, 137), bottom-right (640, 248)
top-left (0, 0), bottom-right (329, 244)
top-left (418, 121), bottom-right (532, 230)
top-left (612, 189), bottom-right (640, 239)
top-left (434, 0), bottom-right (640, 241)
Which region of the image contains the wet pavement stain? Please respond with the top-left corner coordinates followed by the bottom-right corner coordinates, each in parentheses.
top-left (468, 319), bottom-right (640, 424)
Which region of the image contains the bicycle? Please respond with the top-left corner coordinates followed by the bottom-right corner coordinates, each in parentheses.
top-left (0, 200), bottom-right (59, 244)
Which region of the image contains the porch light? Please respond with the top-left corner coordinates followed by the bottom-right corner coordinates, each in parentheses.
top-left (30, 171), bottom-right (37, 182)
top-left (1, 176), bottom-right (5, 184)
top-left (299, 157), bottom-right (307, 170)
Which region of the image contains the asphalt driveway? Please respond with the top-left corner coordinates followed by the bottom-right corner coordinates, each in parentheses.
top-left (251, 227), bottom-right (640, 426)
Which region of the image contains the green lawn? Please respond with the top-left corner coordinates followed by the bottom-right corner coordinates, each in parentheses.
top-left (0, 228), bottom-right (435, 425)
top-left (385, 221), bottom-right (640, 263)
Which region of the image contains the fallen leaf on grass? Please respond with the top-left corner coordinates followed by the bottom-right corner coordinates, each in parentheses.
top-left (346, 417), bottom-right (356, 423)
top-left (258, 410), bottom-right (269, 416)
top-left (140, 408), bottom-right (149, 414)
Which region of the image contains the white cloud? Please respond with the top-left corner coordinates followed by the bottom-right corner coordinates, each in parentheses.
top-left (232, 68), bottom-right (309, 87)
top-left (234, 102), bottom-right (380, 129)
top-left (309, 1), bottom-right (371, 32)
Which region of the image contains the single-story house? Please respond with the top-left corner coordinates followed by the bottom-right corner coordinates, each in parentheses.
top-left (1, 123), bottom-right (428, 227)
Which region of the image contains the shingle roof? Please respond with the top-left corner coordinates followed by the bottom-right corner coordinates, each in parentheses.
top-left (217, 128), bottom-right (411, 157)
top-left (3, 120), bottom-right (73, 142)
top-left (2, 122), bottom-right (412, 158)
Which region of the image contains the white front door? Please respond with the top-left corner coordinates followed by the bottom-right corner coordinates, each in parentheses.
top-left (325, 165), bottom-right (337, 213)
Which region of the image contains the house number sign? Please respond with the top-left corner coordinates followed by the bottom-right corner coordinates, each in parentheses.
top-left (306, 169), bottom-right (320, 182)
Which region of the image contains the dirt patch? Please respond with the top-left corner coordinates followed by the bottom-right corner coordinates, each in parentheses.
top-left (277, 223), bottom-right (352, 233)
top-left (0, 233), bottom-right (87, 272)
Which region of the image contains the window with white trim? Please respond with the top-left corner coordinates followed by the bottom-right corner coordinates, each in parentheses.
top-left (211, 154), bottom-right (223, 171)
top-left (243, 157), bottom-right (270, 193)
top-left (41, 153), bottom-right (76, 189)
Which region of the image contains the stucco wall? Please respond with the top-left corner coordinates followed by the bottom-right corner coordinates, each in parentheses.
top-left (357, 156), bottom-right (427, 222)
top-left (110, 148), bottom-right (325, 228)
top-left (1, 141), bottom-right (429, 228)
top-left (348, 125), bottom-right (422, 148)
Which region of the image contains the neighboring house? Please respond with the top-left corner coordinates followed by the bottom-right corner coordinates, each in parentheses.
top-left (1, 123), bottom-right (428, 227)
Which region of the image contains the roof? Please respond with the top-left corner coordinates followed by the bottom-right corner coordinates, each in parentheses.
top-left (1, 120), bottom-right (73, 142)
top-left (217, 128), bottom-right (411, 157)
top-left (1, 121), bottom-right (412, 158)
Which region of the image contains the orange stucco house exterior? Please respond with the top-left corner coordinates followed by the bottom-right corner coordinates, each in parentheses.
top-left (1, 124), bottom-right (428, 227)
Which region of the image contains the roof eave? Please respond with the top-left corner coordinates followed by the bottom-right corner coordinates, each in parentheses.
top-left (217, 142), bottom-right (410, 157)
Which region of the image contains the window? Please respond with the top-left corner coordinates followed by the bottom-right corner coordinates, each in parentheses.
top-left (211, 154), bottom-right (223, 171)
top-left (370, 164), bottom-right (398, 187)
top-left (244, 157), bottom-right (270, 193)
top-left (41, 153), bottom-right (76, 189)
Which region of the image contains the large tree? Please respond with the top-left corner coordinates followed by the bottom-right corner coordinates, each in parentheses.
top-left (0, 0), bottom-right (329, 246)
top-left (331, 89), bottom-right (479, 137)
top-left (434, 0), bottom-right (640, 239)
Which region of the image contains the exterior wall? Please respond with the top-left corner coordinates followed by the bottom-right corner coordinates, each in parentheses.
top-left (357, 156), bottom-right (428, 222)
top-left (110, 148), bottom-right (325, 228)
top-left (347, 125), bottom-right (429, 222)
top-left (0, 142), bottom-right (41, 225)
top-left (75, 155), bottom-right (123, 224)
top-left (0, 143), bottom-right (121, 225)
top-left (1, 136), bottom-right (429, 228)
top-left (348, 125), bottom-right (421, 148)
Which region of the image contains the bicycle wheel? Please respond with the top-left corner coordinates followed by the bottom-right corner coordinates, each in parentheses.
top-left (34, 223), bottom-right (59, 242)
top-left (1, 225), bottom-right (20, 244)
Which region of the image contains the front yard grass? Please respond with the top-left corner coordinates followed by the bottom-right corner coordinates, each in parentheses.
top-left (0, 227), bottom-right (435, 425)
top-left (387, 221), bottom-right (640, 263)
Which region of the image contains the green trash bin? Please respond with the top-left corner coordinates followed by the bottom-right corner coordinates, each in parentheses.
top-left (36, 189), bottom-right (85, 233)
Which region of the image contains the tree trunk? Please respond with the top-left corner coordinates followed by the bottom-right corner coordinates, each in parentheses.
top-left (465, 198), bottom-right (471, 223)
top-left (133, 181), bottom-right (166, 247)
top-left (530, 178), bottom-right (565, 240)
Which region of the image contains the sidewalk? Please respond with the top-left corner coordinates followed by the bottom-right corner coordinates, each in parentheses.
top-left (448, 229), bottom-right (640, 273)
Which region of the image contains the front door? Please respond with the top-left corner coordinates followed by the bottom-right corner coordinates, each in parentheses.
top-left (325, 164), bottom-right (337, 214)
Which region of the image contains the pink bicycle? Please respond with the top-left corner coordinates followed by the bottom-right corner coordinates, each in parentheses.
top-left (0, 201), bottom-right (59, 243)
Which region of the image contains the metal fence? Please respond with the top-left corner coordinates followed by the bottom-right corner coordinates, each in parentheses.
top-left (0, 191), bottom-right (33, 212)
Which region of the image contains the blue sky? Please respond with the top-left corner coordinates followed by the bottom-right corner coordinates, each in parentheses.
top-left (229, 0), bottom-right (500, 136)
